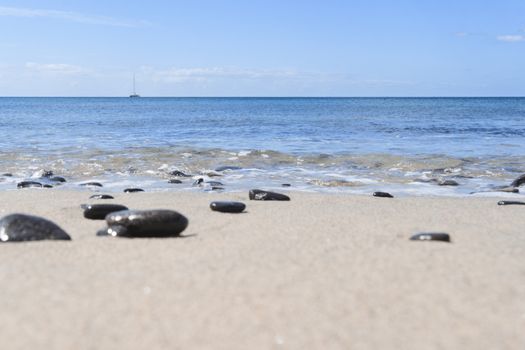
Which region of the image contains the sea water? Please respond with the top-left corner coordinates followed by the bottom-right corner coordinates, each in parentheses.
top-left (0, 97), bottom-right (524, 196)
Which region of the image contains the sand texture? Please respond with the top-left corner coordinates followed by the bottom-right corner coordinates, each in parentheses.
top-left (0, 190), bottom-right (524, 350)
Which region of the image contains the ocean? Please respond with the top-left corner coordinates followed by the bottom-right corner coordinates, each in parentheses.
top-left (1, 97), bottom-right (524, 196)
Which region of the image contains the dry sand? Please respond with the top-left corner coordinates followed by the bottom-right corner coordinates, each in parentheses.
top-left (0, 189), bottom-right (524, 350)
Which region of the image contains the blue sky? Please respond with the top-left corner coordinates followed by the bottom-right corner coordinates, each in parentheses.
top-left (0, 0), bottom-right (523, 96)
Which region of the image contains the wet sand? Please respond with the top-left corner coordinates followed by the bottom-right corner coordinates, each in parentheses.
top-left (0, 190), bottom-right (524, 349)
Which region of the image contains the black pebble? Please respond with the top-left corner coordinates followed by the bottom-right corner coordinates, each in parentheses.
top-left (90, 194), bottom-right (114, 199)
top-left (1, 173), bottom-right (12, 177)
top-left (169, 170), bottom-right (191, 177)
top-left (50, 176), bottom-right (66, 183)
top-left (17, 181), bottom-right (43, 188)
top-left (206, 181), bottom-right (224, 186)
top-left (210, 201), bottom-right (246, 213)
top-left (83, 204), bottom-right (129, 220)
top-left (215, 166), bottom-right (242, 172)
top-left (192, 178), bottom-right (204, 186)
top-left (249, 189), bottom-right (290, 201)
top-left (43, 184), bottom-right (53, 188)
top-left (0, 214), bottom-right (71, 242)
top-left (168, 179), bottom-right (182, 184)
top-left (410, 232), bottom-right (450, 242)
top-left (438, 179), bottom-right (459, 186)
top-left (101, 209), bottom-right (188, 238)
top-left (80, 182), bottom-right (103, 187)
top-left (281, 184), bottom-right (291, 187)
top-left (373, 191), bottom-right (394, 198)
top-left (498, 200), bottom-right (525, 206)
top-left (124, 188), bottom-right (144, 193)
top-left (510, 174), bottom-right (525, 187)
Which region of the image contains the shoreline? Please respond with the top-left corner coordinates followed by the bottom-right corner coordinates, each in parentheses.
top-left (0, 190), bottom-right (524, 349)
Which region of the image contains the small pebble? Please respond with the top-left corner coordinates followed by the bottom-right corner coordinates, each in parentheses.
top-left (215, 166), bottom-right (242, 172)
top-left (83, 204), bottom-right (129, 220)
top-left (1, 173), bottom-right (12, 177)
top-left (99, 209), bottom-right (188, 238)
top-left (17, 181), bottom-right (43, 188)
top-left (192, 178), bottom-right (204, 186)
top-left (80, 182), bottom-right (103, 187)
top-left (124, 188), bottom-right (144, 193)
top-left (410, 232), bottom-right (450, 242)
top-left (498, 200), bottom-right (525, 206)
top-left (373, 191), bottom-right (393, 198)
top-left (50, 176), bottom-right (66, 183)
top-left (281, 184), bottom-right (291, 187)
top-left (168, 179), bottom-right (182, 184)
top-left (206, 181), bottom-right (223, 186)
top-left (169, 170), bottom-right (191, 177)
top-left (90, 194), bottom-right (114, 199)
top-left (0, 214), bottom-right (71, 242)
top-left (249, 189), bottom-right (290, 201)
top-left (438, 179), bottom-right (459, 186)
top-left (210, 201), bottom-right (246, 213)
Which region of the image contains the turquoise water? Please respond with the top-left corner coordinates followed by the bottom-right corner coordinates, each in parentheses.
top-left (0, 97), bottom-right (524, 195)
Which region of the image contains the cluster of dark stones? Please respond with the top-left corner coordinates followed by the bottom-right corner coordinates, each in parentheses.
top-left (16, 170), bottom-right (67, 189)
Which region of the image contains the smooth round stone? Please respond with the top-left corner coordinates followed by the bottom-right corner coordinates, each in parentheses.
top-left (249, 189), bottom-right (290, 201)
top-left (210, 201), bottom-right (246, 213)
top-left (281, 184), bottom-right (291, 187)
top-left (168, 179), bottom-right (182, 184)
top-left (215, 166), bottom-right (242, 172)
top-left (0, 214), bottom-right (71, 242)
top-left (124, 188), bottom-right (144, 193)
top-left (373, 191), bottom-right (394, 198)
top-left (104, 209), bottom-right (188, 238)
top-left (17, 181), bottom-right (43, 188)
top-left (169, 170), bottom-right (191, 177)
top-left (510, 174), bottom-right (525, 187)
top-left (410, 232), bottom-right (450, 242)
top-left (90, 194), bottom-right (114, 200)
top-left (1, 173), bottom-right (12, 177)
top-left (498, 200), bottom-right (525, 206)
top-left (206, 181), bottom-right (223, 186)
top-left (50, 176), bottom-right (66, 183)
top-left (43, 184), bottom-right (53, 188)
top-left (438, 179), bottom-right (459, 186)
top-left (192, 178), bottom-right (204, 186)
top-left (80, 182), bottom-right (103, 187)
top-left (205, 186), bottom-right (224, 192)
top-left (83, 204), bottom-right (129, 220)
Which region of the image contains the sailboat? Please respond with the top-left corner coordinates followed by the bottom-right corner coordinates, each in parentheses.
top-left (129, 74), bottom-right (140, 98)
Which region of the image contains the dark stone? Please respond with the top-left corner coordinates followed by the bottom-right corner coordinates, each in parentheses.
top-left (50, 176), bottom-right (66, 183)
top-left (413, 178), bottom-right (439, 183)
top-left (102, 209), bottom-right (188, 238)
top-left (192, 178), bottom-right (204, 186)
top-left (80, 182), bottom-right (103, 187)
top-left (249, 189), bottom-right (290, 201)
top-left (206, 181), bottom-right (223, 186)
top-left (0, 214), bottom-right (71, 242)
top-left (83, 204), bottom-right (129, 220)
top-left (208, 186), bottom-right (224, 191)
top-left (210, 201), bottom-right (246, 213)
top-left (43, 184), bottom-right (53, 188)
top-left (438, 179), bottom-right (459, 186)
top-left (215, 166), bottom-right (242, 172)
top-left (42, 170), bottom-right (54, 177)
top-left (281, 184), bottom-right (291, 187)
top-left (510, 174), bottom-right (525, 187)
top-left (17, 181), bottom-right (43, 188)
top-left (90, 194), bottom-right (114, 200)
top-left (494, 186), bottom-right (519, 193)
top-left (169, 170), bottom-right (191, 177)
top-left (498, 200), bottom-right (525, 206)
top-left (124, 188), bottom-right (144, 193)
top-left (1, 173), bottom-right (12, 177)
top-left (168, 179), bottom-right (183, 184)
top-left (373, 191), bottom-right (394, 198)
top-left (97, 225), bottom-right (128, 237)
top-left (410, 232), bottom-right (450, 242)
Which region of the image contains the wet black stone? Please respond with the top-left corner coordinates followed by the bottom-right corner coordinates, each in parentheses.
top-left (124, 188), bottom-right (144, 193)
top-left (17, 181), bottom-right (43, 188)
top-left (373, 191), bottom-right (394, 198)
top-left (168, 179), bottom-right (182, 184)
top-left (80, 182), bottom-right (103, 187)
top-left (169, 170), bottom-right (191, 177)
top-left (493, 186), bottom-right (519, 193)
top-left (208, 186), bottom-right (224, 191)
top-left (83, 204), bottom-right (129, 220)
top-left (1, 173), bottom-right (12, 177)
top-left (50, 176), bottom-right (66, 183)
top-left (210, 201), bottom-right (246, 213)
top-left (97, 225), bottom-right (128, 236)
top-left (192, 178), bottom-right (204, 186)
top-left (438, 179), bottom-right (459, 186)
top-left (206, 181), bottom-right (223, 186)
top-left (215, 166), bottom-right (242, 172)
top-left (281, 183), bottom-right (291, 187)
top-left (90, 194), bottom-right (114, 200)
top-left (0, 214), bottom-right (71, 242)
top-left (249, 189), bottom-right (290, 201)
top-left (102, 209), bottom-right (188, 238)
top-left (510, 174), bottom-right (525, 187)
top-left (43, 184), bottom-right (53, 188)
top-left (410, 232), bottom-right (450, 242)
top-left (498, 200), bottom-right (525, 206)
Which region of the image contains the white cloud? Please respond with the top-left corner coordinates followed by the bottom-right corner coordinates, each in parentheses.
top-left (0, 6), bottom-right (148, 27)
top-left (25, 62), bottom-right (89, 75)
top-left (497, 35), bottom-right (525, 42)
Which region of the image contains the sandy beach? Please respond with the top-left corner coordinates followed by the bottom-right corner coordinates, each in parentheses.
top-left (0, 189), bottom-right (523, 349)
